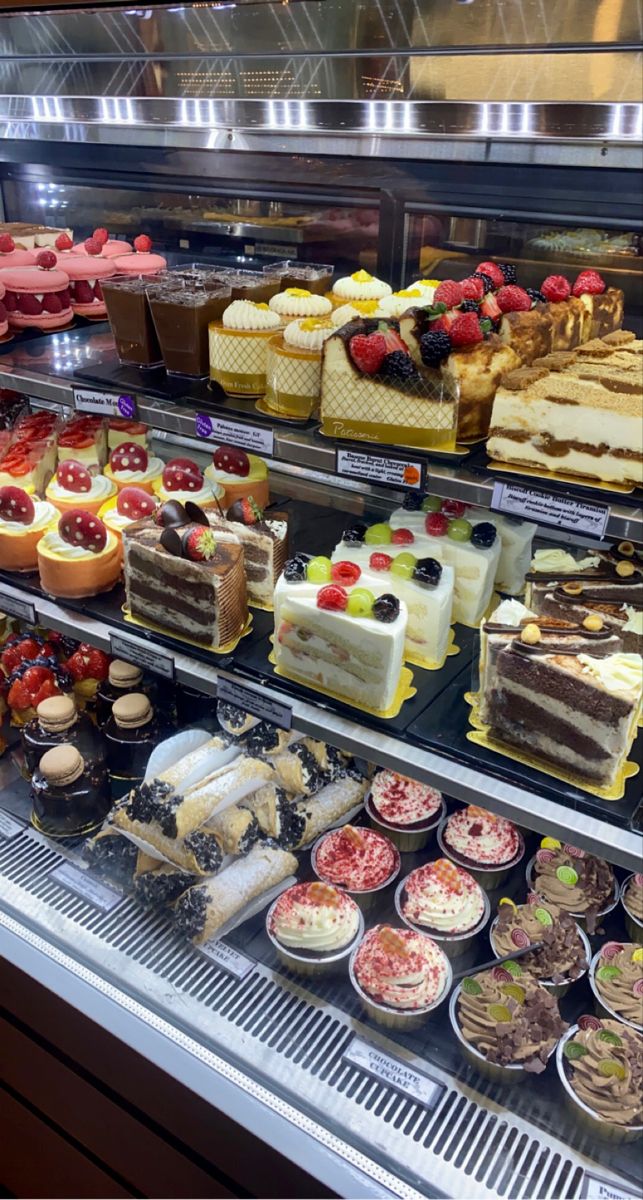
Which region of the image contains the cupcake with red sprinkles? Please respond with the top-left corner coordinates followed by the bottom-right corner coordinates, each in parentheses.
top-left (349, 923), bottom-right (452, 1030)
top-left (437, 804), bottom-right (525, 890)
top-left (311, 824), bottom-right (400, 912)
top-left (396, 858), bottom-right (489, 958)
top-left (365, 768), bottom-right (445, 852)
top-left (266, 880), bottom-right (363, 976)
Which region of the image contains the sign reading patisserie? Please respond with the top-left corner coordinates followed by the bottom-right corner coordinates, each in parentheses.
top-left (74, 387), bottom-right (138, 420)
top-left (50, 860), bottom-right (123, 913)
top-left (343, 1036), bottom-right (444, 1109)
top-left (335, 448), bottom-right (425, 490)
top-left (195, 412), bottom-right (274, 457)
top-left (0, 588), bottom-right (36, 624)
top-left (491, 480), bottom-right (609, 538)
top-left (217, 676), bottom-right (292, 731)
top-left (109, 632), bottom-right (175, 681)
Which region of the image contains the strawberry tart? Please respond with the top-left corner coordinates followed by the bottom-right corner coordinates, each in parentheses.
top-left (0, 251), bottom-right (72, 331)
top-left (67, 228), bottom-right (132, 260)
top-left (55, 238), bottom-right (116, 318)
top-left (98, 485), bottom-right (158, 540)
top-left (153, 457), bottom-right (224, 510)
top-left (103, 442), bottom-right (164, 495)
top-left (57, 414), bottom-right (107, 473)
top-left (0, 485), bottom-right (58, 571)
top-left (6, 658), bottom-right (74, 727)
top-left (0, 410), bottom-right (59, 495)
top-left (113, 235), bottom-right (167, 276)
top-left (0, 234), bottom-right (36, 269)
top-left (37, 509), bottom-right (122, 598)
top-left (204, 445), bottom-right (269, 511)
top-left (45, 459), bottom-right (116, 516)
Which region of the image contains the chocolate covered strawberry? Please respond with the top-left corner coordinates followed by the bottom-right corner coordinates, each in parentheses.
top-left (183, 525), bottom-right (217, 562)
top-left (212, 445), bottom-right (250, 477)
top-left (56, 458), bottom-right (92, 494)
top-left (162, 457), bottom-right (203, 492)
top-left (0, 485), bottom-right (35, 524)
top-left (116, 486), bottom-right (157, 520)
top-left (58, 510), bottom-right (108, 554)
top-left (227, 496), bottom-right (262, 525)
top-left (109, 442), bottom-right (149, 474)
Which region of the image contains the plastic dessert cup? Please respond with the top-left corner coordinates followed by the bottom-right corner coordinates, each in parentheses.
top-left (437, 817), bottom-right (525, 891)
top-left (102, 276), bottom-right (165, 367)
top-left (349, 936), bottom-right (452, 1031)
top-left (266, 894), bottom-right (364, 978)
top-left (620, 874), bottom-right (643, 945)
top-left (449, 984), bottom-right (557, 1085)
top-left (488, 915), bottom-right (591, 999)
top-left (148, 283), bottom-right (231, 377)
top-left (310, 831), bottom-right (401, 914)
top-left (365, 789), bottom-right (445, 854)
top-left (589, 947), bottom-right (643, 1033)
top-left (265, 261), bottom-right (333, 295)
top-left (218, 271), bottom-right (282, 303)
top-left (525, 855), bottom-right (619, 931)
top-left (395, 876), bottom-right (490, 960)
top-left (556, 1025), bottom-right (643, 1144)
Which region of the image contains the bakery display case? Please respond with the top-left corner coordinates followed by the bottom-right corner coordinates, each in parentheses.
top-left (0, 2), bottom-right (641, 1198)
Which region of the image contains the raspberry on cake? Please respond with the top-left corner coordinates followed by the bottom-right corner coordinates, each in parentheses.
top-left (0, 253), bottom-right (72, 331)
top-left (54, 244), bottom-right (116, 317)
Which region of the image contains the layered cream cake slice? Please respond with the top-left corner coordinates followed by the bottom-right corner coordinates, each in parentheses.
top-left (330, 534), bottom-right (454, 666)
top-left (204, 502), bottom-right (288, 608)
top-left (488, 365), bottom-right (643, 486)
top-left (273, 566), bottom-right (407, 712)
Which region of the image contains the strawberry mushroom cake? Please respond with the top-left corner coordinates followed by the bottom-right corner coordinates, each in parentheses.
top-left (0, 251), bottom-right (73, 331)
top-left (0, 485), bottom-right (58, 571)
top-left (154, 457), bottom-right (224, 510)
top-left (103, 442), bottom-right (164, 495)
top-left (98, 485), bottom-right (158, 540)
top-left (0, 234), bottom-right (36, 269)
top-left (45, 458), bottom-right (117, 516)
top-left (204, 445), bottom-right (270, 511)
top-left (55, 238), bottom-right (116, 318)
top-left (37, 508), bottom-right (122, 599)
top-left (113, 234), bottom-right (167, 276)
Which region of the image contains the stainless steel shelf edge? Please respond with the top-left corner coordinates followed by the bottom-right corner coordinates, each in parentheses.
top-left (2, 362), bottom-right (641, 542)
top-left (0, 913), bottom-right (410, 1200)
top-left (1, 578), bottom-right (640, 870)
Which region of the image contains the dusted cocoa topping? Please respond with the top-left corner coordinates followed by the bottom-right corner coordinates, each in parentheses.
top-left (532, 843), bottom-right (615, 932)
top-left (457, 967), bottom-right (567, 1070)
top-left (492, 898), bottom-right (587, 983)
top-left (594, 943), bottom-right (643, 1027)
top-left (563, 1020), bottom-right (643, 1127)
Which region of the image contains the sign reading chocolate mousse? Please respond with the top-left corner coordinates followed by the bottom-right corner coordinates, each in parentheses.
top-left (217, 676), bottom-right (292, 731)
top-left (74, 387), bottom-right (138, 420)
top-left (335, 448), bottom-right (425, 491)
top-left (582, 1171), bottom-right (640, 1200)
top-left (199, 938), bottom-right (254, 980)
top-left (492, 480), bottom-right (609, 538)
top-left (343, 1036), bottom-right (444, 1109)
top-left (50, 860), bottom-right (123, 913)
top-left (109, 632), bottom-right (175, 682)
top-left (0, 589), bottom-right (36, 625)
top-left (195, 412), bottom-right (274, 457)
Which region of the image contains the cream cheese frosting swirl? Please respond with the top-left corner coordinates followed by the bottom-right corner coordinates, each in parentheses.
top-left (370, 769), bottom-right (442, 827)
top-left (457, 968), bottom-right (566, 1069)
top-left (109, 456), bottom-right (164, 484)
top-left (401, 859), bottom-right (486, 935)
top-left (443, 805), bottom-right (521, 868)
top-left (353, 924), bottom-right (449, 1010)
top-left (269, 288), bottom-right (332, 318)
top-left (492, 899), bottom-right (587, 982)
top-left (563, 1020), bottom-right (643, 1126)
top-left (47, 473), bottom-right (116, 502)
top-left (314, 826), bottom-right (398, 893)
top-left (270, 882), bottom-right (360, 954)
top-left (594, 943), bottom-right (643, 1027)
top-left (624, 874), bottom-right (643, 923)
top-left (283, 317), bottom-right (335, 352)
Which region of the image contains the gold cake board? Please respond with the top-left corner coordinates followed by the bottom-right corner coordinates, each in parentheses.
top-left (488, 459), bottom-right (636, 495)
top-left (465, 690), bottom-right (639, 802)
top-left (317, 424), bottom-right (472, 459)
top-left (268, 647), bottom-right (416, 719)
top-left (405, 626), bottom-right (460, 671)
top-left (122, 606), bottom-right (253, 655)
top-left (255, 396), bottom-right (313, 425)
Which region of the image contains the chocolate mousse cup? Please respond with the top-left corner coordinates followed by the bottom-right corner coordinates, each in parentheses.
top-left (448, 985), bottom-right (558, 1085)
top-left (525, 855), bottom-right (619, 932)
top-left (489, 915), bottom-right (591, 999)
top-left (556, 1025), bottom-right (643, 1144)
top-left (620, 874), bottom-right (643, 945)
top-left (437, 818), bottom-right (525, 891)
top-left (148, 284), bottom-right (232, 377)
top-left (365, 789), bottom-right (446, 853)
top-left (348, 938), bottom-right (452, 1031)
top-left (265, 261), bottom-right (333, 296)
top-left (102, 275), bottom-right (171, 367)
top-left (217, 270), bottom-right (281, 303)
top-left (395, 876), bottom-right (490, 959)
top-left (589, 947), bottom-right (643, 1033)
top-left (311, 833), bottom-right (401, 914)
top-left (266, 895), bottom-right (364, 978)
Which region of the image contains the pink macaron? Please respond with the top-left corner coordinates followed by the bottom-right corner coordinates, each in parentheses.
top-left (0, 251), bottom-right (72, 330)
top-left (0, 234), bottom-right (37, 270)
top-left (0, 280), bottom-right (7, 338)
top-left (113, 234), bottom-right (166, 276)
top-left (57, 242), bottom-right (117, 317)
top-left (67, 227), bottom-right (133, 260)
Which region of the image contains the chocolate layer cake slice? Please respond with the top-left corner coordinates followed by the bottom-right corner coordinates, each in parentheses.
top-left (123, 518), bottom-right (248, 647)
top-left (205, 508), bottom-right (288, 607)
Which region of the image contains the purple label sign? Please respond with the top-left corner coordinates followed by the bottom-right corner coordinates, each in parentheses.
top-left (117, 394), bottom-right (137, 419)
top-left (196, 412), bottom-right (214, 438)
top-left (74, 387), bottom-right (139, 420)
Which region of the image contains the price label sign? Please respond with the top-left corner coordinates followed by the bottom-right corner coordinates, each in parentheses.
top-left (195, 412), bottom-right (274, 458)
top-left (200, 939), bottom-right (254, 980)
top-left (343, 1037), bottom-right (444, 1110)
top-left (582, 1172), bottom-right (640, 1200)
top-left (491, 480), bottom-right (609, 538)
top-left (217, 676), bottom-right (292, 731)
top-left (0, 589), bottom-right (37, 625)
top-left (335, 448), bottom-right (424, 491)
top-left (109, 632), bottom-right (175, 681)
top-left (74, 387), bottom-right (138, 420)
top-left (50, 860), bottom-right (123, 913)
top-left (0, 810), bottom-right (24, 840)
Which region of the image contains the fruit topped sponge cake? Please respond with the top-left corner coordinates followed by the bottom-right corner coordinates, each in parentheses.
top-left (320, 316), bottom-right (459, 449)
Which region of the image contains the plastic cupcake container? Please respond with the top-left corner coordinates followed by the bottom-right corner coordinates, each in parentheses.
top-left (395, 875), bottom-right (490, 960)
top-left (556, 1025), bottom-right (643, 1144)
top-left (620, 874), bottom-right (643, 945)
top-left (311, 829), bottom-right (401, 914)
top-left (349, 931), bottom-right (452, 1031)
top-left (488, 914), bottom-right (591, 999)
top-left (525, 854), bottom-right (619, 932)
top-left (266, 890), bottom-right (364, 978)
top-left (437, 817), bottom-right (525, 891)
top-left (589, 947), bottom-right (643, 1033)
top-left (365, 788), bottom-right (446, 853)
top-left (448, 984), bottom-right (558, 1085)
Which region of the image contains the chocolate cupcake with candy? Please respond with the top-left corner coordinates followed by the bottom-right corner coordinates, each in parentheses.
top-left (527, 837), bottom-right (617, 933)
top-left (590, 942), bottom-right (643, 1032)
top-left (490, 895), bottom-right (590, 998)
top-left (557, 1017), bottom-right (643, 1142)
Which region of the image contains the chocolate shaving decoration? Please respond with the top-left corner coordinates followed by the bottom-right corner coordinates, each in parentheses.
top-left (184, 500), bottom-right (209, 526)
top-left (160, 526), bottom-right (184, 557)
top-left (160, 500), bottom-right (188, 528)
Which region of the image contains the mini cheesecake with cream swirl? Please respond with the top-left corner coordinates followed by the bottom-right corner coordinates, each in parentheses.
top-left (331, 269), bottom-right (392, 307)
top-left (264, 316), bottom-right (335, 419)
top-left (209, 300), bottom-right (281, 396)
top-left (376, 289), bottom-right (424, 318)
top-left (37, 509), bottom-right (122, 599)
top-left (46, 463), bottom-right (116, 517)
top-left (399, 859), bottom-right (487, 939)
top-left (103, 442), bottom-right (163, 496)
top-left (351, 924), bottom-right (450, 1028)
top-left (268, 881), bottom-right (361, 974)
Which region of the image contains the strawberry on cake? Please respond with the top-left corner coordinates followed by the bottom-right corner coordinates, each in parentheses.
top-left (55, 238), bottom-right (116, 318)
top-left (0, 485), bottom-right (58, 571)
top-left (0, 234), bottom-right (36, 269)
top-left (154, 457), bottom-right (224, 510)
top-left (103, 442), bottom-right (164, 495)
top-left (0, 251), bottom-right (72, 331)
top-left (113, 234), bottom-right (167, 276)
top-left (68, 228), bottom-right (132, 260)
top-left (46, 459), bottom-right (116, 516)
top-left (57, 414), bottom-right (107, 473)
top-left (37, 509), bottom-right (122, 598)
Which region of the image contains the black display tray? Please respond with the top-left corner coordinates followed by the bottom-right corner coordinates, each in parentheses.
top-left (408, 674), bottom-right (643, 831)
top-left (467, 446), bottom-right (643, 512)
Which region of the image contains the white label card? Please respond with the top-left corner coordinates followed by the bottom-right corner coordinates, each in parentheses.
top-left (195, 412), bottom-right (274, 457)
top-left (335, 448), bottom-right (424, 491)
top-left (0, 810), bottom-right (24, 840)
top-left (217, 676), bottom-right (292, 730)
top-left (50, 861), bottom-right (123, 913)
top-left (491, 480), bottom-right (609, 538)
top-left (343, 1037), bottom-right (444, 1109)
top-left (74, 388), bottom-right (138, 420)
top-left (582, 1172), bottom-right (640, 1200)
top-left (0, 590), bottom-right (37, 624)
top-left (109, 632), bottom-right (175, 681)
top-left (200, 939), bottom-right (254, 980)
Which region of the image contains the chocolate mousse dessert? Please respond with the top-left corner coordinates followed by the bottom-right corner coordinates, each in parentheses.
top-left (455, 967), bottom-right (567, 1075)
top-left (32, 743), bottom-right (110, 836)
top-left (266, 260), bottom-right (333, 295)
top-left (148, 281), bottom-right (231, 377)
top-left (96, 658), bottom-right (159, 725)
top-left (103, 693), bottom-right (162, 791)
top-left (102, 274), bottom-right (175, 366)
top-left (593, 942), bottom-right (643, 1029)
top-left (561, 1019), bottom-right (643, 1132)
top-left (22, 693), bottom-right (105, 776)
